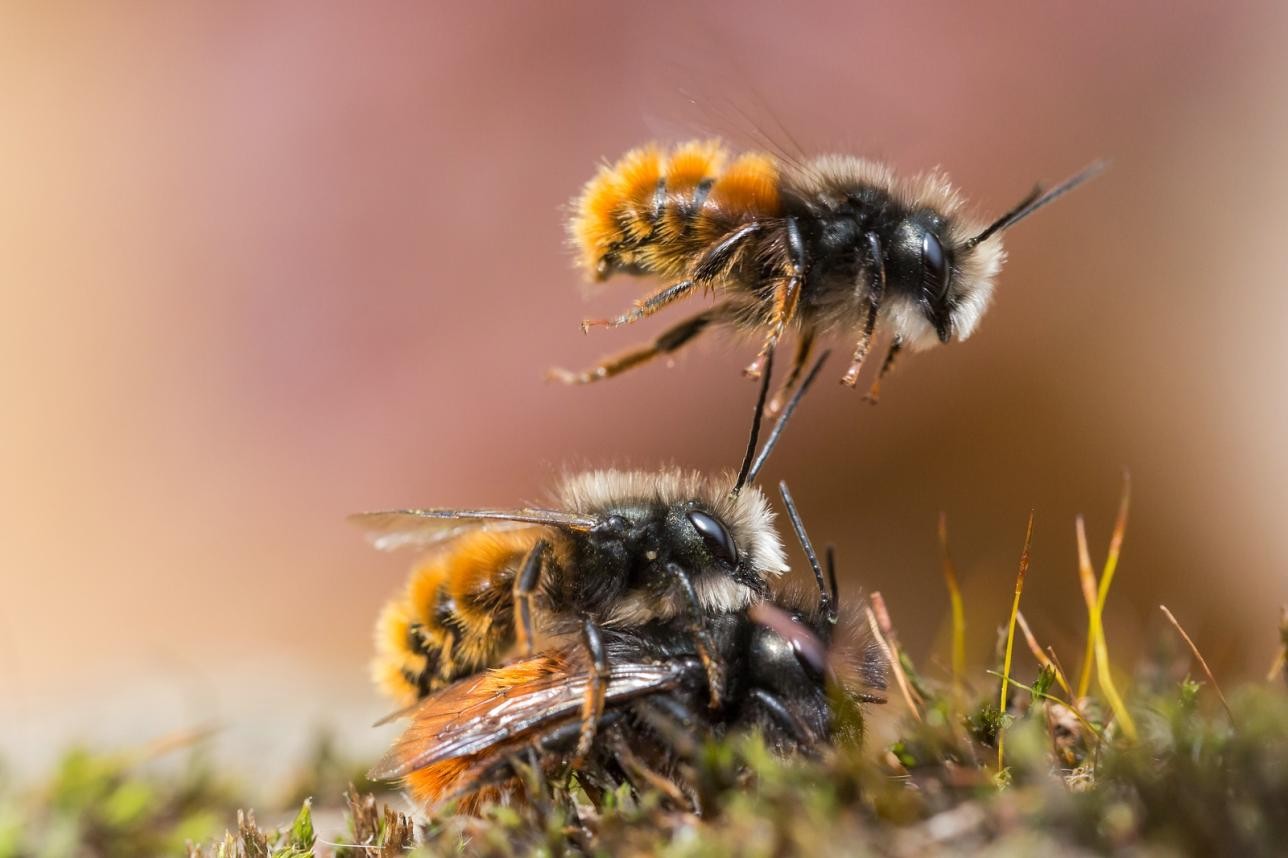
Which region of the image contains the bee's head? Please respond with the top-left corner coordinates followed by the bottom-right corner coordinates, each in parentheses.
top-left (884, 209), bottom-right (1005, 350)
top-left (882, 162), bottom-right (1103, 351)
top-left (560, 471), bottom-right (789, 624)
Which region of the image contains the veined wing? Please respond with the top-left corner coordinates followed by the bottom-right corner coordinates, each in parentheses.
top-left (350, 507), bottom-right (598, 552)
top-left (370, 648), bottom-right (696, 780)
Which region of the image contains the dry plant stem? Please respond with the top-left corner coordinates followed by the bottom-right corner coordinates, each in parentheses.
top-left (1269, 605), bottom-right (1288, 683)
top-left (1075, 514), bottom-right (1138, 741)
top-left (1016, 611), bottom-right (1073, 697)
top-left (1159, 604), bottom-right (1236, 725)
top-left (997, 511), bottom-right (1035, 774)
top-left (938, 512), bottom-right (967, 697)
top-left (865, 603), bottom-right (922, 722)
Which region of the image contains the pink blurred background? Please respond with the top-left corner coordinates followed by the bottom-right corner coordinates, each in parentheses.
top-left (3, 2), bottom-right (1287, 779)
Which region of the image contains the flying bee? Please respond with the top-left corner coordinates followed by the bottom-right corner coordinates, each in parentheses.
top-left (551, 139), bottom-right (1102, 403)
top-left (362, 352), bottom-right (827, 742)
top-left (369, 481), bottom-right (886, 814)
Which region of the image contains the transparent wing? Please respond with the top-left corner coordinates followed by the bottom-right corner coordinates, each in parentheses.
top-left (349, 507), bottom-right (598, 552)
top-left (369, 648), bottom-right (696, 780)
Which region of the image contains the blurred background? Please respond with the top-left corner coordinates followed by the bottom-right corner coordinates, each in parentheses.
top-left (3, 1), bottom-right (1286, 783)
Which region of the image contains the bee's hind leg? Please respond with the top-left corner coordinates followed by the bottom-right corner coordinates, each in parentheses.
top-left (580, 279), bottom-right (696, 331)
top-left (548, 303), bottom-right (730, 385)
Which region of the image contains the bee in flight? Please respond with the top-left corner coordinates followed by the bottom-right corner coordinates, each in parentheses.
top-left (551, 140), bottom-right (1101, 404)
top-left (361, 352), bottom-right (828, 771)
top-left (369, 481), bottom-right (886, 813)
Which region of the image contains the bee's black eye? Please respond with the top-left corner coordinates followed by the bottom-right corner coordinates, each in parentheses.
top-left (686, 510), bottom-right (739, 566)
top-left (922, 231), bottom-right (951, 299)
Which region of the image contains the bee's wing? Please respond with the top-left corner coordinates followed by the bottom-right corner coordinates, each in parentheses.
top-left (369, 648), bottom-right (696, 780)
top-left (350, 508), bottom-right (598, 552)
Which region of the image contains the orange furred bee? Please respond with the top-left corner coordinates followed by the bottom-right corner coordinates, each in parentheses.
top-left (553, 139), bottom-right (1102, 403)
top-left (369, 482), bottom-right (887, 813)
top-left (363, 470), bottom-right (787, 709)
top-left (362, 353), bottom-right (828, 715)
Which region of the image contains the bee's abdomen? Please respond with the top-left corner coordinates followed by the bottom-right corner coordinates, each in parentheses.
top-left (571, 140), bottom-right (781, 282)
top-left (371, 530), bottom-right (536, 706)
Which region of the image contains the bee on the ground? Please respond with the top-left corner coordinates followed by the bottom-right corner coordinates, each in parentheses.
top-left (551, 140), bottom-right (1101, 403)
top-left (361, 353), bottom-right (828, 759)
top-left (369, 481), bottom-right (886, 813)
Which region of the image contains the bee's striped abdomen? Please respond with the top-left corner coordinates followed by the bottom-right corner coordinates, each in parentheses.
top-left (571, 140), bottom-right (781, 282)
top-left (372, 529), bottom-right (537, 706)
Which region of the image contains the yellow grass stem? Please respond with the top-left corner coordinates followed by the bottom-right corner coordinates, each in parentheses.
top-left (1076, 474), bottom-right (1131, 701)
top-left (997, 511), bottom-right (1035, 774)
top-left (938, 512), bottom-right (967, 695)
top-left (1074, 513), bottom-right (1138, 742)
top-left (1160, 604), bottom-right (1236, 725)
top-left (1075, 515), bottom-right (1098, 701)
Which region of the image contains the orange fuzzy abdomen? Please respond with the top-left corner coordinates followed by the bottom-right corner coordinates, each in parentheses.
top-left (570, 140), bottom-right (781, 282)
top-left (371, 529), bottom-right (539, 707)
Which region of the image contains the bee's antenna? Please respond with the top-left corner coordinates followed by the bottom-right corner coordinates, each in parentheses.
top-left (732, 346), bottom-right (775, 495)
top-left (965, 161), bottom-right (1107, 249)
top-left (825, 544), bottom-right (840, 608)
top-left (744, 350), bottom-right (831, 487)
top-left (778, 481), bottom-right (836, 624)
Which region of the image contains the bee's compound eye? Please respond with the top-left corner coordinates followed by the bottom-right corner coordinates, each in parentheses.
top-left (686, 510), bottom-right (739, 566)
top-left (921, 231), bottom-right (951, 299)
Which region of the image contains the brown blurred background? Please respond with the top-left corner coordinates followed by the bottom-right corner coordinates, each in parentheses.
top-left (3, 2), bottom-right (1287, 780)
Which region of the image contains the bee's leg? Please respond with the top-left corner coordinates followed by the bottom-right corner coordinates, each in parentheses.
top-left (580, 220), bottom-right (766, 333)
top-left (631, 696), bottom-right (705, 757)
top-left (748, 687), bottom-right (820, 752)
top-left (863, 336), bottom-right (904, 404)
top-left (663, 562), bottom-right (723, 709)
top-left (511, 539), bottom-right (550, 657)
top-left (570, 618), bottom-right (609, 769)
top-left (767, 327), bottom-right (816, 415)
top-left (842, 232), bottom-right (888, 387)
top-left (745, 217), bottom-right (807, 380)
top-left (581, 279), bottom-right (695, 331)
top-left (604, 729), bottom-right (691, 807)
top-left (547, 303), bottom-right (730, 385)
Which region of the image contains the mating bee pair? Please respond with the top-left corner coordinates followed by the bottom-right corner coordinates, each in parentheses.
top-left (358, 140), bottom-right (1099, 811)
top-left (359, 356), bottom-right (883, 812)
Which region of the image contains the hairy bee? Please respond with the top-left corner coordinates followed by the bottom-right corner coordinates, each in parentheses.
top-left (362, 354), bottom-right (826, 721)
top-left (552, 140), bottom-right (1101, 402)
top-left (369, 482), bottom-right (886, 813)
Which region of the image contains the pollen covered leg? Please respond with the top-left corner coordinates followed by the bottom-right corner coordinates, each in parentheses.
top-left (580, 279), bottom-right (696, 331)
top-left (571, 619), bottom-right (609, 770)
top-left (863, 336), bottom-right (904, 404)
top-left (743, 275), bottom-right (801, 380)
top-left (842, 232), bottom-right (888, 388)
top-left (745, 217), bottom-right (806, 380)
top-left (547, 303), bottom-right (729, 385)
